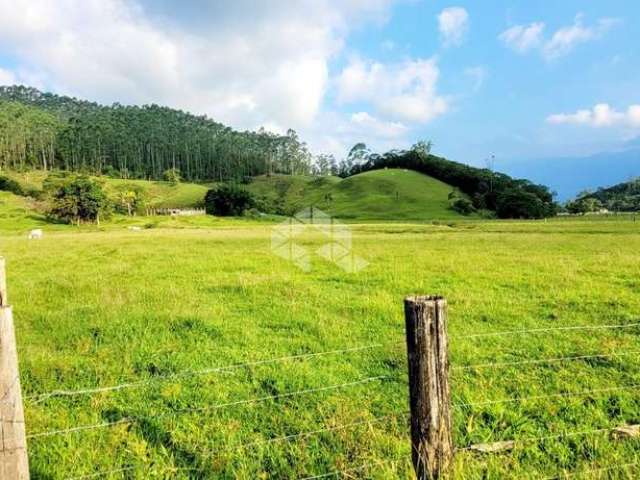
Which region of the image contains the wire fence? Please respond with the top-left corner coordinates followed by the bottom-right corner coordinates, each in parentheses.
top-left (20, 319), bottom-right (640, 478)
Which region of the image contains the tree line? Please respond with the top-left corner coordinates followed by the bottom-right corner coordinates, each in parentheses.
top-left (567, 178), bottom-right (640, 214)
top-left (0, 85), bottom-right (314, 181)
top-left (344, 142), bottom-right (558, 219)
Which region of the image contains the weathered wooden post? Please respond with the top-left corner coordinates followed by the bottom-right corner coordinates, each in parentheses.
top-left (0, 257), bottom-right (30, 479)
top-left (404, 296), bottom-right (453, 480)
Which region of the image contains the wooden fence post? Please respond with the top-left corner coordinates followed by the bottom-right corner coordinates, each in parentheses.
top-left (404, 296), bottom-right (453, 480)
top-left (0, 257), bottom-right (30, 479)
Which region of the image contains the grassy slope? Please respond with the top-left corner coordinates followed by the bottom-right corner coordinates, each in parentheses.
top-left (248, 169), bottom-right (470, 221)
top-left (2, 170), bottom-right (212, 209)
top-left (0, 191), bottom-right (49, 231)
top-left (0, 218), bottom-right (639, 478)
top-left (5, 168), bottom-right (469, 221)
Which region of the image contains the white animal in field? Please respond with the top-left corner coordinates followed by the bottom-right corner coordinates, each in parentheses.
top-left (127, 226), bottom-right (142, 231)
top-left (28, 229), bottom-right (43, 240)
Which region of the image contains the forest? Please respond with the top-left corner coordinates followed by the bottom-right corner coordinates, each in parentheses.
top-left (567, 178), bottom-right (640, 213)
top-left (0, 86), bottom-right (314, 181)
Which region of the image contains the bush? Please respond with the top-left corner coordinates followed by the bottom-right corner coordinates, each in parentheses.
top-left (495, 189), bottom-right (546, 219)
top-left (48, 175), bottom-right (111, 224)
top-left (0, 175), bottom-right (24, 196)
top-left (204, 184), bottom-right (256, 216)
top-left (113, 184), bottom-right (148, 216)
top-left (451, 198), bottom-right (476, 215)
top-left (162, 168), bottom-right (181, 184)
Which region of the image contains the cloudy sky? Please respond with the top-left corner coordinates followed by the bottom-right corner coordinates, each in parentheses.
top-left (0, 0), bottom-right (638, 166)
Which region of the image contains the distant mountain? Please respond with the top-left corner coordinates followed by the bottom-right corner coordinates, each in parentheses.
top-left (502, 144), bottom-right (640, 202)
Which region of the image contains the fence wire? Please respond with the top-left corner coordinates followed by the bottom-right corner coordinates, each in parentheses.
top-left (26, 343), bottom-right (383, 403)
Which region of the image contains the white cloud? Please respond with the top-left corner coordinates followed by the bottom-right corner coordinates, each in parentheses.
top-left (547, 103), bottom-right (640, 128)
top-left (336, 57), bottom-right (448, 123)
top-left (303, 110), bottom-right (411, 159)
top-left (499, 15), bottom-right (620, 60)
top-left (0, 0), bottom-right (395, 131)
top-left (499, 22), bottom-right (545, 53)
top-left (543, 15), bottom-right (619, 60)
top-left (349, 112), bottom-right (407, 138)
top-left (437, 7), bottom-right (469, 47)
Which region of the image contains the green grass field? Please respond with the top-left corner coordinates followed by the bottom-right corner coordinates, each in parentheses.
top-left (248, 169), bottom-right (471, 221)
top-left (1, 214), bottom-right (640, 479)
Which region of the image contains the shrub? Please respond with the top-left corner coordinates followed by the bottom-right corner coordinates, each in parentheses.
top-left (162, 168), bottom-right (181, 184)
top-left (204, 184), bottom-right (256, 216)
top-left (451, 198), bottom-right (476, 215)
top-left (0, 175), bottom-right (24, 196)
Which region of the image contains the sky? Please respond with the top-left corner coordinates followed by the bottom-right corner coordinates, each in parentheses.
top-left (0, 0), bottom-right (639, 168)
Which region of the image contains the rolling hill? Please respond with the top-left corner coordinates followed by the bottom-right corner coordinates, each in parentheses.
top-left (248, 169), bottom-right (472, 221)
top-left (0, 168), bottom-right (472, 227)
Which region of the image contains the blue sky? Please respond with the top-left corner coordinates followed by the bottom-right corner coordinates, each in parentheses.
top-left (0, 0), bottom-right (638, 168)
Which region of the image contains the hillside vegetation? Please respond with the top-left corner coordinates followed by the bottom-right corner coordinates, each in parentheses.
top-left (249, 169), bottom-right (471, 220)
top-left (0, 86), bottom-right (558, 219)
top-left (1, 170), bottom-right (212, 209)
top-left (570, 177), bottom-right (640, 213)
top-left (349, 147), bottom-right (557, 219)
top-left (0, 168), bottom-right (474, 223)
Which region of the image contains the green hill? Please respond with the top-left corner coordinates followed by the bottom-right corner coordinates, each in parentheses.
top-left (1, 168), bottom-right (471, 225)
top-left (248, 169), bottom-right (472, 221)
top-left (2, 171), bottom-right (212, 209)
top-left (573, 177), bottom-right (640, 212)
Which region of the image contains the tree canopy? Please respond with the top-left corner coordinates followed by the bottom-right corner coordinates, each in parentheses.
top-left (0, 86), bottom-right (314, 181)
top-left (46, 174), bottom-right (111, 224)
top-left (569, 178), bottom-right (640, 213)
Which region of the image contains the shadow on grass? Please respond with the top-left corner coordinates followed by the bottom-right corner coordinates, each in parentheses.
top-left (135, 417), bottom-right (208, 479)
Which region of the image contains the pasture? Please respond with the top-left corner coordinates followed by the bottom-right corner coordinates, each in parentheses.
top-left (1, 218), bottom-right (640, 478)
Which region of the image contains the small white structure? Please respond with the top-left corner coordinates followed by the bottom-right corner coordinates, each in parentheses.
top-left (28, 229), bottom-right (43, 240)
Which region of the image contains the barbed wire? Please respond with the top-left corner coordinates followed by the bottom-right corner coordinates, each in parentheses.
top-left (545, 461), bottom-right (640, 479)
top-left (26, 376), bottom-right (388, 440)
top-left (26, 343), bottom-right (383, 403)
top-left (230, 413), bottom-right (405, 452)
top-left (458, 424), bottom-right (638, 452)
top-left (453, 350), bottom-right (640, 371)
top-left (27, 418), bottom-right (132, 440)
top-left (168, 375), bottom-right (387, 416)
top-left (455, 384), bottom-right (640, 409)
top-left (457, 322), bottom-right (640, 339)
top-left (27, 326), bottom-right (640, 405)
